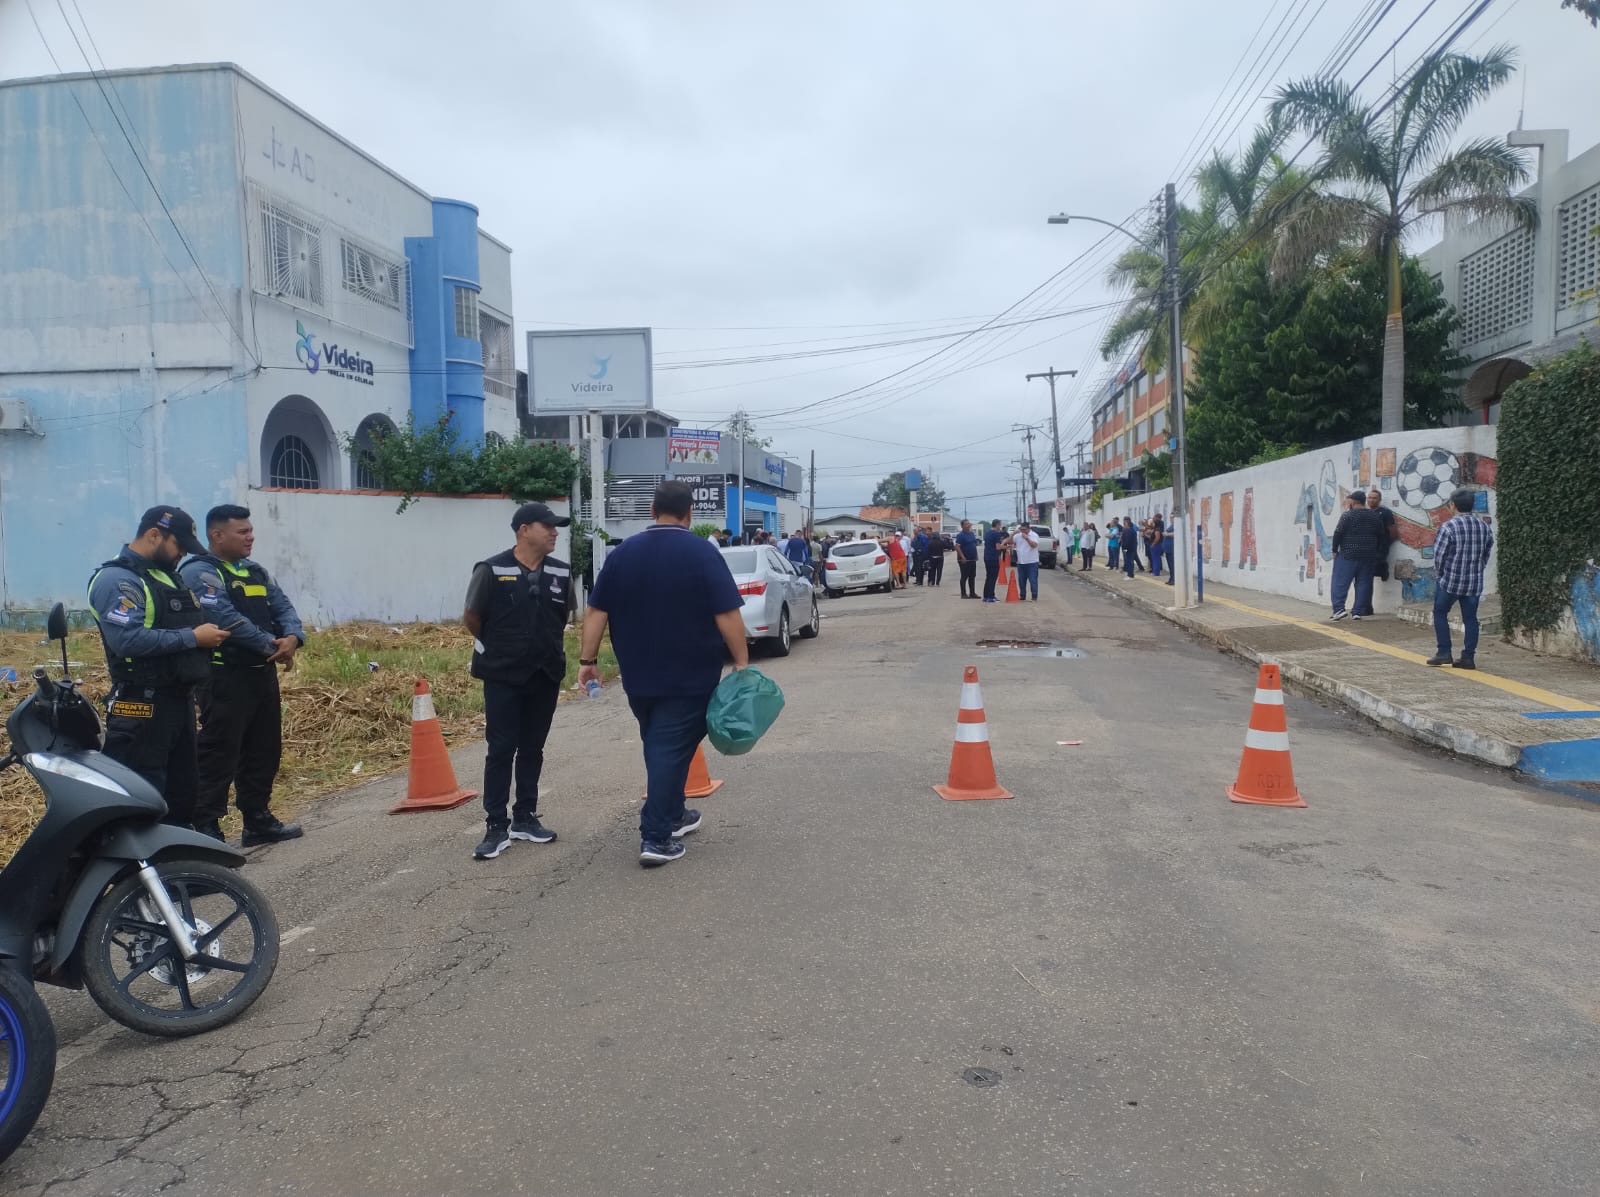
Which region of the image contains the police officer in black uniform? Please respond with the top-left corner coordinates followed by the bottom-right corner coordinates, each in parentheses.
top-left (462, 501), bottom-right (573, 861)
top-left (180, 504), bottom-right (306, 846)
top-left (88, 507), bottom-right (231, 828)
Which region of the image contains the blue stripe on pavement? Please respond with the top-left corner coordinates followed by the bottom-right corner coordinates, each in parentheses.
top-left (1521, 711), bottom-right (1600, 720)
top-left (1517, 738), bottom-right (1600, 783)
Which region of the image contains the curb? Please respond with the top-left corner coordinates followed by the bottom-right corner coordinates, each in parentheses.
top-left (1061, 567), bottom-right (1525, 771)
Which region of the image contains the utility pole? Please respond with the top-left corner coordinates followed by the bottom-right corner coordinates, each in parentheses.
top-left (734, 408), bottom-right (747, 539)
top-left (807, 448), bottom-right (816, 534)
top-left (1012, 424), bottom-right (1039, 515)
top-left (1164, 182), bottom-right (1192, 608)
top-left (588, 411), bottom-right (606, 576)
top-left (1026, 367), bottom-right (1077, 515)
top-left (1074, 440), bottom-right (1090, 502)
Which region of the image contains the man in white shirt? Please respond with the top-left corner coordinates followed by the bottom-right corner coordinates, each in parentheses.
top-left (1011, 522), bottom-right (1041, 600)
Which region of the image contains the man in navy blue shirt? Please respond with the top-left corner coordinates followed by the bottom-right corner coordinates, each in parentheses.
top-left (954, 520), bottom-right (979, 598)
top-left (982, 520), bottom-right (1006, 602)
top-left (578, 482), bottom-right (750, 866)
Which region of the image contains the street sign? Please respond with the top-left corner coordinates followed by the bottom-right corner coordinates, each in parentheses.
top-left (675, 473), bottom-right (727, 514)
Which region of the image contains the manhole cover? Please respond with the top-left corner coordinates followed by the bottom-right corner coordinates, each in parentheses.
top-left (976, 640), bottom-right (1085, 659)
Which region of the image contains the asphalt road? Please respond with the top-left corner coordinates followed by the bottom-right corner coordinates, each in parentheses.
top-left (8, 568), bottom-right (1600, 1195)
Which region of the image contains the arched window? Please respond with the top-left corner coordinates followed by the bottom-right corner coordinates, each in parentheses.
top-left (350, 413), bottom-right (398, 489)
top-left (484, 431), bottom-right (507, 450)
top-left (269, 435), bottom-right (320, 488)
top-left (260, 395), bottom-right (337, 488)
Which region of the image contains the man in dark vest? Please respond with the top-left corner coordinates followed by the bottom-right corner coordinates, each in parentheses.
top-left (180, 504), bottom-right (306, 845)
top-left (463, 501), bottom-right (573, 861)
top-left (88, 507), bottom-right (231, 828)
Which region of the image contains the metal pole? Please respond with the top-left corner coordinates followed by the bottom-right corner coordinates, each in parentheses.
top-left (1165, 182), bottom-right (1193, 608)
top-left (808, 448), bottom-right (816, 534)
top-left (588, 411), bottom-right (607, 575)
top-left (737, 409), bottom-right (746, 540)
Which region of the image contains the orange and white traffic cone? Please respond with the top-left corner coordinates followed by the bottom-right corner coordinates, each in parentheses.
top-left (1226, 663), bottom-right (1307, 808)
top-left (934, 665), bottom-right (1013, 801)
top-left (1004, 566), bottom-right (1022, 603)
top-left (642, 741), bottom-right (724, 801)
top-left (390, 680), bottom-right (478, 814)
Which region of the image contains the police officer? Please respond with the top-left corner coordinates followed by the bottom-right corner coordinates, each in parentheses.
top-left (88, 507), bottom-right (230, 828)
top-left (180, 504), bottom-right (306, 846)
top-left (462, 501), bottom-right (573, 861)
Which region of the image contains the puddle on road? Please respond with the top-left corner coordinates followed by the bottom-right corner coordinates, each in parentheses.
top-left (975, 639), bottom-right (1085, 659)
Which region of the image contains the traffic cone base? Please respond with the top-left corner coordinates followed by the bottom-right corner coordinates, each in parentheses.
top-left (1227, 664), bottom-right (1306, 808)
top-left (934, 666), bottom-right (1013, 801)
top-left (391, 680), bottom-right (479, 814)
top-left (642, 742), bottom-right (724, 800)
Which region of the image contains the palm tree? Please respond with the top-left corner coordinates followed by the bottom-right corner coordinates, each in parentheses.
top-left (1100, 116), bottom-right (1301, 368)
top-left (1271, 47), bottom-right (1536, 433)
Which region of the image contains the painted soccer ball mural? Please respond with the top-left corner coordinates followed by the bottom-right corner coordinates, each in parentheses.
top-left (1395, 447), bottom-right (1459, 511)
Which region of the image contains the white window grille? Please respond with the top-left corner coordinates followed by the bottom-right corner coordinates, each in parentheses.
top-left (606, 476), bottom-right (662, 520)
top-left (1457, 227), bottom-right (1534, 346)
top-left (480, 310), bottom-right (515, 399)
top-left (484, 431), bottom-right (507, 449)
top-left (454, 287), bottom-right (480, 340)
top-left (1557, 183), bottom-right (1600, 309)
top-left (340, 239), bottom-right (405, 311)
top-left (269, 434), bottom-right (320, 488)
top-left (261, 198), bottom-right (324, 307)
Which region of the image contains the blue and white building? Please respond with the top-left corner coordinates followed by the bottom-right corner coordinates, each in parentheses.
top-left (0, 63), bottom-right (517, 615)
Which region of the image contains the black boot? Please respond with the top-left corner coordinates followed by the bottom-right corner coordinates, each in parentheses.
top-left (241, 813), bottom-right (304, 846)
top-left (193, 819), bottom-right (226, 842)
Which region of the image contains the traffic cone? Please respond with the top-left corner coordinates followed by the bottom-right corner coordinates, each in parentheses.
top-left (390, 680), bottom-right (478, 814)
top-left (998, 555), bottom-right (1010, 586)
top-left (934, 665), bottom-right (1013, 801)
top-left (642, 741), bottom-right (724, 801)
top-left (1004, 567), bottom-right (1022, 603)
top-left (1227, 663), bottom-right (1307, 808)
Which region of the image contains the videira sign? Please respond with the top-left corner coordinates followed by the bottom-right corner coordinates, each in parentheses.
top-left (526, 327), bottom-right (653, 413)
top-left (668, 428), bottom-right (722, 465)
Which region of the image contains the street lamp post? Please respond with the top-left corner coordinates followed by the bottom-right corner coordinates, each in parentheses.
top-left (1047, 193), bottom-right (1193, 608)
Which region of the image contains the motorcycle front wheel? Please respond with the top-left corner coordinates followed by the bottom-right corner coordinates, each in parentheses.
top-left (0, 964), bottom-right (56, 1163)
top-left (78, 858), bottom-right (279, 1037)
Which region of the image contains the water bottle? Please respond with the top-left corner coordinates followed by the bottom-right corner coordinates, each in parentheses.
top-left (583, 678), bottom-right (602, 699)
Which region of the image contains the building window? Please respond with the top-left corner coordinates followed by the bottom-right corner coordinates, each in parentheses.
top-left (1459, 227), bottom-right (1534, 346)
top-left (481, 310), bottom-right (514, 399)
top-left (454, 287), bottom-right (480, 340)
top-left (1557, 183), bottom-right (1600, 309)
top-left (261, 198), bottom-right (324, 307)
top-left (269, 434), bottom-right (320, 488)
top-left (340, 239), bottom-right (405, 311)
top-left (484, 431), bottom-right (507, 449)
top-left (1151, 408), bottom-right (1167, 436)
top-left (350, 413), bottom-right (397, 489)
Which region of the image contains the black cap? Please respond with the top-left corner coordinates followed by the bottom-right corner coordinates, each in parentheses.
top-left (511, 501), bottom-right (571, 531)
top-left (137, 506), bottom-right (206, 556)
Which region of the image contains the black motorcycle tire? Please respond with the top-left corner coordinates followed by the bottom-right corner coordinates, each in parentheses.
top-left (0, 965), bottom-right (56, 1164)
top-left (78, 858), bottom-right (279, 1038)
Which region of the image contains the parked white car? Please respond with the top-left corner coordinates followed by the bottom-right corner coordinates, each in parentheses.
top-left (1030, 524), bottom-right (1060, 569)
top-left (718, 545), bottom-right (820, 657)
top-left (823, 541), bottom-right (893, 596)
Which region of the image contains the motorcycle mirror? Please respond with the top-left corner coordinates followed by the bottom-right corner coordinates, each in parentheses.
top-left (46, 602), bottom-right (69, 675)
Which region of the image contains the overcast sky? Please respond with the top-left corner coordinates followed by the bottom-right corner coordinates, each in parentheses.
top-left (5, 0), bottom-right (1596, 514)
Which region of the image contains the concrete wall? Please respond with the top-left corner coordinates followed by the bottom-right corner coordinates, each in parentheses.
top-left (1506, 567), bottom-right (1600, 664)
top-left (1093, 427), bottom-right (1500, 612)
top-left (249, 491), bottom-right (570, 626)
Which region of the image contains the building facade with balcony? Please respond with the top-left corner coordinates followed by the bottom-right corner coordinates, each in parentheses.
top-left (1090, 349), bottom-right (1185, 481)
top-left (0, 63), bottom-right (516, 612)
top-left (1419, 128), bottom-right (1600, 425)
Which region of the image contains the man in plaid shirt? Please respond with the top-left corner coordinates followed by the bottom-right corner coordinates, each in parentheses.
top-left (1427, 489), bottom-right (1494, 670)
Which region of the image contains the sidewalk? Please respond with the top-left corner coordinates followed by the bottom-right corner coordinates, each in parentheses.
top-left (1061, 562), bottom-right (1600, 784)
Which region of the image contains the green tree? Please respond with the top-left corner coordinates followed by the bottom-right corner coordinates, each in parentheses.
top-left (1272, 47), bottom-right (1535, 433)
top-left (726, 410), bottom-right (773, 450)
top-left (1185, 251), bottom-right (1464, 479)
top-left (870, 469), bottom-right (946, 512)
top-left (1562, 0), bottom-right (1600, 27)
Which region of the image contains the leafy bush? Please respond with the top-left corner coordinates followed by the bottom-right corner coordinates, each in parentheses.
top-left (1497, 344), bottom-right (1600, 633)
top-left (691, 522), bottom-right (723, 539)
top-left (345, 414), bottom-right (581, 512)
top-left (1088, 479), bottom-right (1126, 512)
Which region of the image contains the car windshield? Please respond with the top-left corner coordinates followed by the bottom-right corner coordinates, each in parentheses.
top-left (832, 543), bottom-right (880, 558)
top-left (720, 549), bottom-right (760, 574)
top-left (1032, 526), bottom-right (1052, 537)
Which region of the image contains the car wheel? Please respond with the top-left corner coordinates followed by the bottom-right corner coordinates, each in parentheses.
top-left (799, 596), bottom-right (821, 638)
top-left (769, 607), bottom-right (792, 657)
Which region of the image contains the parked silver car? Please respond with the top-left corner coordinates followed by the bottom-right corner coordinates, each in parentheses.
top-left (718, 545), bottom-right (821, 657)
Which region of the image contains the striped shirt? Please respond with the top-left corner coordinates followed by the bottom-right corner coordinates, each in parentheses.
top-left (1432, 513), bottom-right (1494, 596)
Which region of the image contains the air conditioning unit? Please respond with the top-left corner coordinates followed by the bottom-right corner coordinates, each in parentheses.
top-left (0, 398), bottom-right (41, 436)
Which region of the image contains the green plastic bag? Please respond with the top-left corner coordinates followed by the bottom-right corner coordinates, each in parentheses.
top-left (706, 667), bottom-right (785, 756)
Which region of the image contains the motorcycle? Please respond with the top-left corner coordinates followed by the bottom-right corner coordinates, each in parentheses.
top-left (0, 602), bottom-right (280, 1158)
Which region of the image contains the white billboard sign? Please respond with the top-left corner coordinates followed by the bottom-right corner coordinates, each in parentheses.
top-left (527, 327), bottom-right (653, 413)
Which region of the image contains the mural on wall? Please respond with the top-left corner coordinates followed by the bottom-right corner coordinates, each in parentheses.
top-left (1096, 428), bottom-right (1499, 613)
